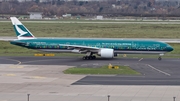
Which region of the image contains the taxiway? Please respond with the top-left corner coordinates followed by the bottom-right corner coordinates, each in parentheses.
top-left (0, 56), bottom-right (180, 101)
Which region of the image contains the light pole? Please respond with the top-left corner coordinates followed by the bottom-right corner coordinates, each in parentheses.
top-left (173, 97), bottom-right (176, 101)
top-left (27, 94), bottom-right (30, 101)
top-left (107, 95), bottom-right (110, 101)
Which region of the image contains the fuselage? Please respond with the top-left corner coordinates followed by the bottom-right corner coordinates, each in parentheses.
top-left (10, 38), bottom-right (173, 54)
top-left (9, 17), bottom-right (174, 60)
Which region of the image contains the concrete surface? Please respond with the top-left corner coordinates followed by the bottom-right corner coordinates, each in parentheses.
top-left (0, 64), bottom-right (180, 101)
top-left (0, 57), bottom-right (180, 101)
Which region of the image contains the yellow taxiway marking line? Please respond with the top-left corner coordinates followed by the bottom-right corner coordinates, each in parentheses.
top-left (32, 76), bottom-right (46, 79)
top-left (5, 74), bottom-right (16, 76)
top-left (139, 58), bottom-right (143, 61)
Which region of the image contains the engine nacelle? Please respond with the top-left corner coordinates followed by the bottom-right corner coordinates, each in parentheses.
top-left (98, 49), bottom-right (114, 58)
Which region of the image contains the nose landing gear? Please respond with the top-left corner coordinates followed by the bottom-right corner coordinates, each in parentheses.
top-left (158, 56), bottom-right (162, 60)
top-left (158, 53), bottom-right (164, 60)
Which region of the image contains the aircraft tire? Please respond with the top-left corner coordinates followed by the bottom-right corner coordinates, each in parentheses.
top-left (83, 56), bottom-right (96, 60)
top-left (92, 56), bottom-right (96, 59)
top-left (158, 57), bottom-right (162, 60)
top-left (83, 56), bottom-right (88, 60)
top-left (88, 56), bottom-right (91, 60)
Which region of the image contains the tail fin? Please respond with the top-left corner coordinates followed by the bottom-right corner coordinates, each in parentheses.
top-left (10, 17), bottom-right (36, 40)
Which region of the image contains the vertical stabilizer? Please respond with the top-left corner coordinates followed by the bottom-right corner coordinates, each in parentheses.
top-left (10, 17), bottom-right (36, 40)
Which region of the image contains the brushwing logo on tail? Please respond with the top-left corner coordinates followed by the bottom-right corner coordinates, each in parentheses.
top-left (15, 24), bottom-right (27, 36)
top-left (15, 24), bottom-right (33, 38)
top-left (11, 17), bottom-right (35, 39)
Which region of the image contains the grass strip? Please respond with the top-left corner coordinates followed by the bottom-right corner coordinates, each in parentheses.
top-left (1, 22), bottom-right (180, 38)
top-left (63, 65), bottom-right (140, 75)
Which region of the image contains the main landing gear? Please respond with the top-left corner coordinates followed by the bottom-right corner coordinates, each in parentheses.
top-left (83, 52), bottom-right (96, 60)
top-left (83, 56), bottom-right (96, 60)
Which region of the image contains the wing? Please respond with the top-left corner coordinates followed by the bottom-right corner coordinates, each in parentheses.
top-left (59, 44), bottom-right (100, 53)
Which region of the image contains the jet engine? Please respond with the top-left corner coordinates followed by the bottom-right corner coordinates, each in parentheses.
top-left (98, 49), bottom-right (114, 58)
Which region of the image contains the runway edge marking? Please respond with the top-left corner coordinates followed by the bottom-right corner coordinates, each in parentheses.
top-left (147, 64), bottom-right (171, 76)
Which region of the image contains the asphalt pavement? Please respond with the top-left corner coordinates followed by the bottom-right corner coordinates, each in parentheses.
top-left (0, 56), bottom-right (180, 85)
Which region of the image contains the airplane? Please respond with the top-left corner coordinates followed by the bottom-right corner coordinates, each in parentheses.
top-left (9, 17), bottom-right (173, 60)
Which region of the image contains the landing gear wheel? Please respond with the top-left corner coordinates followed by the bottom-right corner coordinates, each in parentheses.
top-left (88, 56), bottom-right (92, 60)
top-left (92, 56), bottom-right (96, 59)
top-left (85, 56), bottom-right (88, 60)
top-left (82, 56), bottom-right (96, 60)
top-left (83, 56), bottom-right (86, 60)
top-left (83, 56), bottom-right (88, 60)
top-left (158, 57), bottom-right (162, 60)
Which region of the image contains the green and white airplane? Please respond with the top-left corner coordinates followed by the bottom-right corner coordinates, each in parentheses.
top-left (10, 17), bottom-right (173, 60)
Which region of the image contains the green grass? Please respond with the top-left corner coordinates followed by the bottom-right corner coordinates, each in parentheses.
top-left (1, 21), bottom-right (180, 38)
top-left (168, 43), bottom-right (180, 54)
top-left (0, 41), bottom-right (180, 57)
top-left (63, 65), bottom-right (140, 75)
top-left (0, 41), bottom-right (38, 56)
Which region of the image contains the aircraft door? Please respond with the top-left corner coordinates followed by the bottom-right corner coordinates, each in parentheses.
top-left (132, 42), bottom-right (136, 50)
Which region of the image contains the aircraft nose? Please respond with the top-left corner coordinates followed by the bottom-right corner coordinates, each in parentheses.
top-left (167, 45), bottom-right (174, 52)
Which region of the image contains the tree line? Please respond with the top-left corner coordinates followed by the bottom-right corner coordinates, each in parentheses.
top-left (1, 0), bottom-right (180, 17)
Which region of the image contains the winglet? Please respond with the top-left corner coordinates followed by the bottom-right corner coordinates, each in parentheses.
top-left (10, 17), bottom-right (36, 40)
